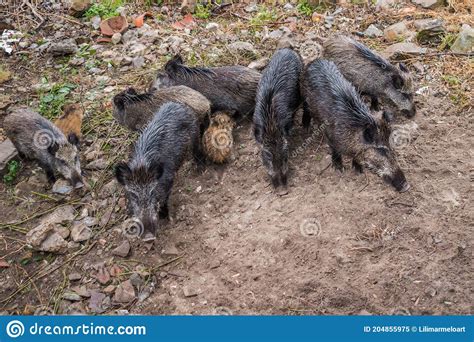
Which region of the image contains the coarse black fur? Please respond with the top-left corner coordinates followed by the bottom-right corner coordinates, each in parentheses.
top-left (301, 59), bottom-right (409, 192)
top-left (152, 54), bottom-right (261, 118)
top-left (253, 48), bottom-right (303, 187)
top-left (115, 102), bottom-right (204, 239)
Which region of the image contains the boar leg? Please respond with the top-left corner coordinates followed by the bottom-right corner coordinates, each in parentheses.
top-left (302, 100), bottom-right (311, 130)
top-left (159, 202), bottom-right (169, 219)
top-left (328, 140), bottom-right (343, 172)
top-left (39, 162), bottom-right (56, 184)
top-left (159, 177), bottom-right (173, 219)
top-left (352, 159), bottom-right (363, 174)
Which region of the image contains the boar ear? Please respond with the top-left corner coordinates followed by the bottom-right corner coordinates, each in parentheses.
top-left (392, 74), bottom-right (404, 90)
top-left (67, 133), bottom-right (80, 147)
top-left (113, 94), bottom-right (125, 110)
top-left (126, 87), bottom-right (138, 95)
top-left (115, 162), bottom-right (131, 185)
top-left (165, 55), bottom-right (183, 72)
top-left (48, 141), bottom-right (59, 155)
top-left (363, 126), bottom-right (376, 144)
top-left (398, 62), bottom-right (408, 73)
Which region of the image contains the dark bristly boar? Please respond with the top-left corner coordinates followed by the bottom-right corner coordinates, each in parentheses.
top-left (302, 60), bottom-right (410, 192)
top-left (151, 54), bottom-right (261, 118)
top-left (112, 86), bottom-right (211, 131)
top-left (323, 35), bottom-right (416, 118)
top-left (115, 102), bottom-right (204, 241)
top-left (4, 107), bottom-right (83, 187)
top-left (254, 48), bottom-right (303, 187)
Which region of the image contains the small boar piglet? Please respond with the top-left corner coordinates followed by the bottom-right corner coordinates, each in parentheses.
top-left (4, 107), bottom-right (83, 187)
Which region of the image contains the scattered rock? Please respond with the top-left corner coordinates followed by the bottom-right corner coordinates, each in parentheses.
top-left (129, 273), bottom-right (144, 288)
top-left (415, 19), bottom-right (445, 45)
top-left (244, 3), bottom-right (258, 12)
top-left (89, 291), bottom-right (106, 314)
top-left (86, 158), bottom-right (107, 170)
top-left (228, 41), bottom-right (257, 57)
top-left (364, 24), bottom-right (383, 37)
top-left (113, 280), bottom-right (136, 303)
top-left (183, 285), bottom-right (200, 297)
top-left (41, 205), bottom-right (75, 225)
top-left (128, 42), bottom-right (147, 56)
top-left (0, 259), bottom-right (10, 268)
top-left (384, 21), bottom-right (409, 42)
top-left (283, 3), bottom-right (294, 10)
top-left (82, 216), bottom-right (98, 227)
top-left (206, 22), bottom-right (219, 31)
top-left (161, 243), bottom-right (180, 257)
top-left (112, 240), bottom-right (130, 257)
top-left (71, 222), bottom-right (92, 242)
top-left (62, 291), bottom-right (82, 301)
top-left (26, 223), bottom-right (67, 254)
top-left (52, 179), bottom-right (73, 195)
top-left (48, 39), bottom-right (78, 56)
top-left (0, 139), bottom-right (18, 174)
top-left (91, 16), bottom-right (101, 30)
top-left (248, 57), bottom-right (269, 70)
top-left (111, 32), bottom-right (122, 45)
top-left (383, 42), bottom-right (428, 58)
top-left (69, 0), bottom-right (91, 17)
top-left (72, 285), bottom-right (91, 298)
top-left (68, 273), bottom-right (82, 281)
top-left (451, 24), bottom-right (474, 54)
top-left (411, 0), bottom-right (445, 8)
top-left (103, 285), bottom-right (116, 294)
top-left (376, 0), bottom-right (398, 10)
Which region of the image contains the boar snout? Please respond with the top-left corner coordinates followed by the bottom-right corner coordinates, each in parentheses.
top-left (386, 168), bottom-right (410, 192)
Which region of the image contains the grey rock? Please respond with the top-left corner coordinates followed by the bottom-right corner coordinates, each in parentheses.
top-left (111, 32), bottom-right (122, 45)
top-left (86, 158), bottom-right (107, 170)
top-left (383, 42), bottom-right (428, 58)
top-left (121, 30), bottom-right (139, 44)
top-left (112, 240), bottom-right (130, 257)
top-left (71, 222), bottom-right (92, 242)
top-left (26, 223), bottom-right (68, 253)
top-left (69, 57), bottom-right (85, 66)
top-left (89, 291), bottom-right (106, 314)
top-left (411, 0), bottom-right (445, 8)
top-left (0, 139), bottom-right (18, 173)
top-left (244, 3), bottom-right (258, 12)
top-left (82, 216), bottom-right (98, 227)
top-left (228, 41), bottom-right (257, 57)
top-left (68, 272), bottom-right (82, 281)
top-left (62, 291), bottom-right (82, 301)
top-left (376, 0), bottom-right (398, 9)
top-left (183, 286), bottom-right (200, 297)
top-left (248, 57), bottom-right (269, 70)
top-left (113, 280), bottom-right (136, 303)
top-left (416, 19), bottom-right (445, 44)
top-left (91, 16), bottom-right (101, 30)
top-left (451, 24), bottom-right (474, 53)
top-left (206, 22), bottom-right (219, 31)
top-left (128, 43), bottom-right (147, 56)
top-left (283, 3), bottom-right (294, 10)
top-left (161, 243), bottom-right (180, 257)
top-left (41, 205), bottom-right (76, 225)
top-left (364, 24), bottom-right (383, 37)
top-left (48, 39), bottom-right (78, 56)
top-left (384, 21), bottom-right (409, 42)
top-left (52, 179), bottom-right (73, 195)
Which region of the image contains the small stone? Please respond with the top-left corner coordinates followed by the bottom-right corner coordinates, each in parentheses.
top-left (415, 19), bottom-right (445, 45)
top-left (68, 273), bottom-right (82, 281)
top-left (69, 57), bottom-right (85, 66)
top-left (384, 21), bottom-right (408, 42)
top-left (71, 222), bottom-right (92, 242)
top-left (41, 205), bottom-right (75, 225)
top-left (228, 41), bottom-right (257, 57)
top-left (0, 139), bottom-right (18, 174)
top-left (451, 24), bottom-right (474, 54)
top-left (244, 3), bottom-right (258, 12)
top-left (48, 39), bottom-right (78, 56)
top-left (112, 240), bottom-right (130, 257)
top-left (62, 291), bottom-right (82, 301)
top-left (161, 243), bottom-right (180, 257)
top-left (111, 32), bottom-right (122, 45)
top-left (103, 285), bottom-right (116, 294)
top-left (72, 286), bottom-right (91, 298)
top-left (206, 22), bottom-right (219, 31)
top-left (113, 280), bottom-right (136, 303)
top-left (411, 0), bottom-right (445, 9)
top-left (91, 16), bottom-right (101, 30)
top-left (129, 43), bottom-right (147, 56)
top-left (283, 3), bottom-right (294, 10)
top-left (183, 286), bottom-right (200, 297)
top-left (82, 216), bottom-right (98, 227)
top-left (69, 0), bottom-right (91, 17)
top-left (383, 42), bottom-right (428, 58)
top-left (248, 57), bottom-right (268, 70)
top-left (86, 158), bottom-right (107, 170)
top-left (376, 0), bottom-right (398, 10)
top-left (364, 24), bottom-right (383, 37)
top-left (52, 179), bottom-right (73, 195)
top-left (26, 223), bottom-right (67, 254)
top-left (89, 291), bottom-right (106, 314)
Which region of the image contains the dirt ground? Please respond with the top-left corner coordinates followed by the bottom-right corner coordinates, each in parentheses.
top-left (0, 2), bottom-right (472, 315)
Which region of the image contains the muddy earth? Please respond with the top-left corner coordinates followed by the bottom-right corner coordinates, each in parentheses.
top-left (0, 1), bottom-right (472, 315)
